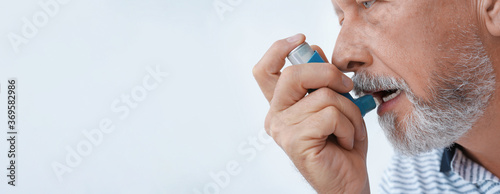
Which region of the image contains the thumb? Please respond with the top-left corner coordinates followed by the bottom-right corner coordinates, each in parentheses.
top-left (310, 45), bottom-right (330, 63)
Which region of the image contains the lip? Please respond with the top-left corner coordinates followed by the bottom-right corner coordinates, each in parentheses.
top-left (377, 92), bottom-right (403, 115)
top-left (363, 90), bottom-right (403, 116)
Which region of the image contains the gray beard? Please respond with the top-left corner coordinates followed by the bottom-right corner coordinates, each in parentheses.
top-left (352, 31), bottom-right (496, 156)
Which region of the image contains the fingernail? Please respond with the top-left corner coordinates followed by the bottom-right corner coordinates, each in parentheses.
top-left (342, 75), bottom-right (353, 88)
top-left (286, 34), bottom-right (301, 43)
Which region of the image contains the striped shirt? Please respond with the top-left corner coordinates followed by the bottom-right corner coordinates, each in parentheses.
top-left (380, 144), bottom-right (500, 193)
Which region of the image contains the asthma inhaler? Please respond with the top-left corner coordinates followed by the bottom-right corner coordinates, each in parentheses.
top-left (287, 42), bottom-right (376, 117)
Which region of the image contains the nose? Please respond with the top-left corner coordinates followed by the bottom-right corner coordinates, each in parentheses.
top-left (331, 23), bottom-right (373, 73)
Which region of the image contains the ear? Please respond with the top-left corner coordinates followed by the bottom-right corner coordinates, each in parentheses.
top-left (484, 0), bottom-right (500, 36)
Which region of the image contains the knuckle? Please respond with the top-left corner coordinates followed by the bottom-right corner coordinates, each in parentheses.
top-left (315, 88), bottom-right (336, 100)
top-left (269, 129), bottom-right (279, 140)
top-left (325, 106), bottom-right (341, 120)
top-left (265, 111), bottom-right (283, 138)
top-left (324, 64), bottom-right (340, 80)
top-left (252, 65), bottom-right (261, 78)
top-left (264, 112), bottom-right (274, 135)
top-left (280, 65), bottom-right (297, 80)
top-left (265, 111), bottom-right (295, 151)
top-left (252, 63), bottom-right (268, 81)
top-left (270, 119), bottom-right (283, 137)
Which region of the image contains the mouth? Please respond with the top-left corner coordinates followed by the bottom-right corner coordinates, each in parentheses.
top-left (365, 89), bottom-right (402, 105)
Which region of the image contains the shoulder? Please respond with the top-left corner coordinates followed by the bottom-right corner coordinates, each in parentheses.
top-left (379, 149), bottom-right (478, 193)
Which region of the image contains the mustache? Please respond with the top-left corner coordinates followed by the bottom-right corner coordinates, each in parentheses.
top-left (351, 71), bottom-right (411, 96)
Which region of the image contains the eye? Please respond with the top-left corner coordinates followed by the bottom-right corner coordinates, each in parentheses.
top-left (362, 0), bottom-right (376, 9)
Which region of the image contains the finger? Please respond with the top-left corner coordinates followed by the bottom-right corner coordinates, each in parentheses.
top-left (253, 34), bottom-right (306, 102)
top-left (353, 120), bottom-right (368, 158)
top-left (310, 45), bottom-right (329, 63)
top-left (271, 63), bottom-right (353, 111)
top-left (300, 106), bottom-right (355, 150)
top-left (282, 88), bottom-right (365, 141)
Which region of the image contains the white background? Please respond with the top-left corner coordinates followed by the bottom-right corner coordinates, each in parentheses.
top-left (0, 0), bottom-right (393, 193)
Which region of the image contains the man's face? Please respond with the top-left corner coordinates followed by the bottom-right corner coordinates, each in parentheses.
top-left (331, 0), bottom-right (496, 155)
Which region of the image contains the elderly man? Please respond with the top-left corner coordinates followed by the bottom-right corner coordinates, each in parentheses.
top-left (253, 0), bottom-right (500, 193)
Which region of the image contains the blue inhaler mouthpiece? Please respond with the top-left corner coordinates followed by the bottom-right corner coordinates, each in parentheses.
top-left (287, 42), bottom-right (376, 117)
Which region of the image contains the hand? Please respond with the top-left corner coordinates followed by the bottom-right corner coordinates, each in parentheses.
top-left (253, 34), bottom-right (370, 194)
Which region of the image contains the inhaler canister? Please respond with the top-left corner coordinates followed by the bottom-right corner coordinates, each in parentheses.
top-left (287, 42), bottom-right (376, 117)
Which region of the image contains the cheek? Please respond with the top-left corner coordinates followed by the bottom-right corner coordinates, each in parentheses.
top-left (368, 2), bottom-right (462, 99)
top-left (371, 33), bottom-right (436, 100)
